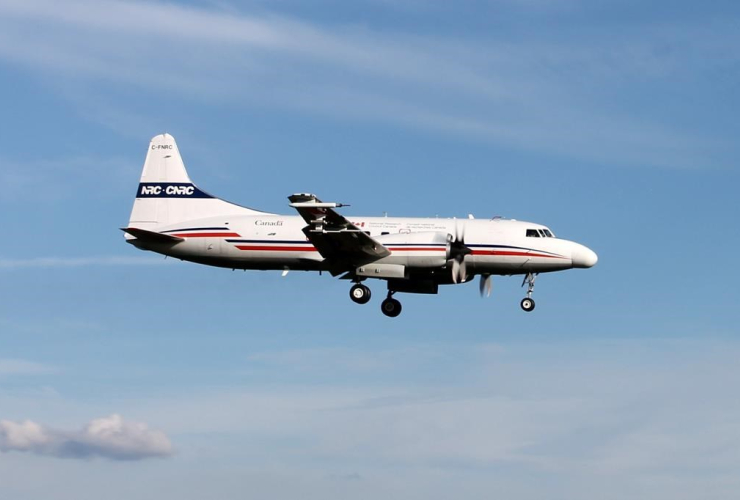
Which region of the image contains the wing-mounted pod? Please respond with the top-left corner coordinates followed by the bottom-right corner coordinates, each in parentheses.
top-left (375, 231), bottom-right (450, 268)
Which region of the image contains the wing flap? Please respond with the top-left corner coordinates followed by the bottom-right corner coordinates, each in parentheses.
top-left (288, 193), bottom-right (390, 273)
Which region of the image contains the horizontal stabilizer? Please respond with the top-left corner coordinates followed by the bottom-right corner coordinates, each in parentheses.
top-left (121, 227), bottom-right (184, 244)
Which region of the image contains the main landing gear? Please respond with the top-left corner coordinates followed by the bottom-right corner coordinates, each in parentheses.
top-left (351, 274), bottom-right (539, 315)
top-left (520, 272), bottom-right (537, 312)
top-left (380, 292), bottom-right (402, 318)
top-left (349, 283), bottom-right (403, 317)
top-left (349, 283), bottom-right (372, 304)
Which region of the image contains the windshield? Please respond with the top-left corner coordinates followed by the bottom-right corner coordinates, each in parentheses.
top-left (527, 228), bottom-right (555, 238)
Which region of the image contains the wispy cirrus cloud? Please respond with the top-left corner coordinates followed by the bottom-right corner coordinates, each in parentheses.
top-left (0, 414), bottom-right (173, 461)
top-left (0, 256), bottom-right (166, 270)
top-left (0, 155), bottom-right (137, 203)
top-left (1, 338), bottom-right (739, 497)
top-left (0, 0), bottom-right (735, 168)
top-left (144, 339), bottom-right (740, 475)
top-left (0, 359), bottom-right (55, 376)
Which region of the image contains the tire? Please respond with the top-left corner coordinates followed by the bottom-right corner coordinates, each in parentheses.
top-left (350, 284), bottom-right (371, 304)
top-left (520, 298), bottom-right (535, 312)
top-left (381, 298), bottom-right (402, 317)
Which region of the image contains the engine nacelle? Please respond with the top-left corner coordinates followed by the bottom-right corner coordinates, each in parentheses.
top-left (374, 231), bottom-right (451, 268)
top-left (356, 263), bottom-right (406, 279)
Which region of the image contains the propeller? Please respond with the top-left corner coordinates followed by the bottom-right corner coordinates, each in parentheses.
top-left (448, 219), bottom-right (472, 284)
top-left (451, 259), bottom-right (466, 284)
top-left (479, 274), bottom-right (492, 297)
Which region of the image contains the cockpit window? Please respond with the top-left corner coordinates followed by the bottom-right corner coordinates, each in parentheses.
top-left (527, 228), bottom-right (555, 238)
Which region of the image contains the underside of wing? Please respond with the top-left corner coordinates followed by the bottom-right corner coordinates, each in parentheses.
top-left (288, 193), bottom-right (390, 274)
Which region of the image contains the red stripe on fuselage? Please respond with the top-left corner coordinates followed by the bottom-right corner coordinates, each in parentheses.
top-left (235, 245), bottom-right (317, 252)
top-left (388, 247), bottom-right (447, 252)
top-left (172, 232), bottom-right (241, 238)
top-left (471, 250), bottom-right (566, 259)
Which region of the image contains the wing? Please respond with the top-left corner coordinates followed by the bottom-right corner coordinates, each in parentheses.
top-left (288, 193), bottom-right (390, 275)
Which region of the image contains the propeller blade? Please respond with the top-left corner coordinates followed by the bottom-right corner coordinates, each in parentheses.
top-left (479, 274), bottom-right (492, 297)
top-left (455, 219), bottom-right (465, 244)
top-left (449, 220), bottom-right (471, 284)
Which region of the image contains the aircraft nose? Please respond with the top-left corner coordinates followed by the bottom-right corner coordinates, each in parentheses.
top-left (571, 244), bottom-right (598, 268)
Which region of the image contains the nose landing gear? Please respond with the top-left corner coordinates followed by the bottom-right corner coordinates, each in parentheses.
top-left (520, 297), bottom-right (535, 312)
top-left (520, 272), bottom-right (537, 312)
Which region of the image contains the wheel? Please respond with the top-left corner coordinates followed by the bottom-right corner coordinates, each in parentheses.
top-left (350, 284), bottom-right (371, 304)
top-left (520, 297), bottom-right (535, 312)
top-left (381, 298), bottom-right (402, 317)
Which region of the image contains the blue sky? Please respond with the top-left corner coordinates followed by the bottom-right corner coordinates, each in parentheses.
top-left (1, 0), bottom-right (739, 498)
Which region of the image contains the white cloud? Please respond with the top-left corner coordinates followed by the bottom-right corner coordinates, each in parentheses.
top-left (0, 256), bottom-right (166, 270)
top-left (0, 414), bottom-right (173, 461)
top-left (0, 0), bottom-right (734, 168)
top-left (0, 419), bottom-right (49, 450)
top-left (125, 338), bottom-right (740, 493)
top-left (1, 339), bottom-right (739, 498)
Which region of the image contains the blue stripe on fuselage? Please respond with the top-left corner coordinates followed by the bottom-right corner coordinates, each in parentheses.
top-left (136, 183), bottom-right (214, 198)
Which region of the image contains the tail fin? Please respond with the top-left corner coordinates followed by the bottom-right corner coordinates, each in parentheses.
top-left (127, 134), bottom-right (267, 229)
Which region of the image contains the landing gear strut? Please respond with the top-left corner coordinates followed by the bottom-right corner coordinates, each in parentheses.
top-left (520, 272), bottom-right (537, 312)
top-left (381, 292), bottom-right (402, 318)
top-left (349, 283), bottom-right (372, 304)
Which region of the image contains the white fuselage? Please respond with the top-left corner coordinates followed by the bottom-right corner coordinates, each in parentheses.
top-left (124, 134), bottom-right (598, 314)
top-left (131, 213), bottom-right (596, 277)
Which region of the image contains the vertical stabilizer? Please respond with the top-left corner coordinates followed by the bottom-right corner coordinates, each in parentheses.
top-left (139, 133), bottom-right (192, 185)
top-left (127, 134), bottom-right (266, 229)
